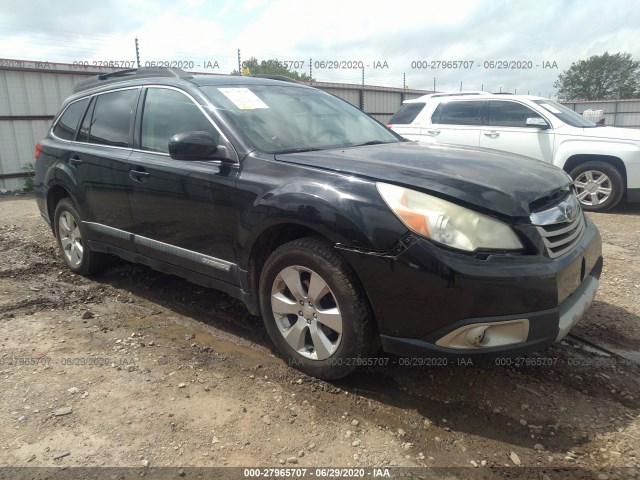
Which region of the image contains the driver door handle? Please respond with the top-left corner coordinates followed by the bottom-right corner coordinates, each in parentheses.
top-left (484, 131), bottom-right (500, 139)
top-left (427, 130), bottom-right (440, 136)
top-left (129, 167), bottom-right (150, 182)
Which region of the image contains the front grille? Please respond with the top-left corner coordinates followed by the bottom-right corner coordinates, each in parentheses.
top-left (536, 215), bottom-right (585, 258)
top-left (530, 194), bottom-right (585, 259)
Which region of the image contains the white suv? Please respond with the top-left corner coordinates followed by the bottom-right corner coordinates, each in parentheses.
top-left (388, 92), bottom-right (640, 212)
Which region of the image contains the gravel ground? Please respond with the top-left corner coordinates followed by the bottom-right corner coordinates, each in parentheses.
top-left (0, 195), bottom-right (638, 478)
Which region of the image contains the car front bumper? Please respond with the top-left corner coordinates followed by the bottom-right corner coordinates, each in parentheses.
top-left (340, 214), bottom-right (603, 358)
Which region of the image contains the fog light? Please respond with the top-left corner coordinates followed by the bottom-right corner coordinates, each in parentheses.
top-left (436, 319), bottom-right (529, 349)
top-left (465, 326), bottom-right (488, 347)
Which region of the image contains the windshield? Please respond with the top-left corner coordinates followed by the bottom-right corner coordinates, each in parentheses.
top-left (200, 84), bottom-right (400, 153)
top-left (533, 99), bottom-right (597, 128)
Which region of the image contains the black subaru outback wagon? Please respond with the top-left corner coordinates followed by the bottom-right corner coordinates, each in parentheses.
top-left (35, 68), bottom-right (602, 379)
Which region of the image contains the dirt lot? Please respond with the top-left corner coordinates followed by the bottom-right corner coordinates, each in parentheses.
top-left (0, 196), bottom-right (639, 476)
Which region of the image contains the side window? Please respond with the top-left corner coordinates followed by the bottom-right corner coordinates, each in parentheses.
top-left (437, 101), bottom-right (482, 126)
top-left (88, 89), bottom-right (138, 147)
top-left (487, 101), bottom-right (544, 127)
top-left (52, 98), bottom-right (89, 141)
top-left (141, 88), bottom-right (220, 154)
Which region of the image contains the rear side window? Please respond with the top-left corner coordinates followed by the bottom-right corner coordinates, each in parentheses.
top-left (52, 98), bottom-right (89, 141)
top-left (388, 102), bottom-right (425, 125)
top-left (433, 101), bottom-right (482, 126)
top-left (140, 88), bottom-right (220, 153)
top-left (487, 101), bottom-right (544, 127)
top-left (88, 89), bottom-right (138, 147)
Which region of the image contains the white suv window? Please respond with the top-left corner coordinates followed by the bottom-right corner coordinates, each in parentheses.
top-left (388, 102), bottom-right (426, 125)
top-left (486, 101), bottom-right (544, 128)
top-left (432, 101), bottom-right (482, 126)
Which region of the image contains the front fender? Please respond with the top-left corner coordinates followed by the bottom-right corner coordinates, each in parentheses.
top-left (235, 157), bottom-right (408, 268)
top-left (554, 138), bottom-right (640, 170)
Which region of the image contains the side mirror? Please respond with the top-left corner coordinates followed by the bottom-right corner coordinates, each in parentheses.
top-left (168, 131), bottom-right (218, 161)
top-left (525, 117), bottom-right (549, 129)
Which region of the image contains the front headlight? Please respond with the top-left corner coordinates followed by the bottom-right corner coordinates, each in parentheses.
top-left (376, 182), bottom-right (523, 252)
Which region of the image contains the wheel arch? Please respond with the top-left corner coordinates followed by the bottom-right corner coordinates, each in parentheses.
top-left (245, 223), bottom-right (332, 315)
top-left (244, 222), bottom-right (378, 336)
top-left (563, 154), bottom-right (628, 186)
top-left (46, 184), bottom-right (73, 232)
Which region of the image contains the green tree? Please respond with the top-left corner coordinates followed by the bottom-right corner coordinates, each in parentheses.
top-left (231, 57), bottom-right (313, 81)
top-left (554, 52), bottom-right (640, 100)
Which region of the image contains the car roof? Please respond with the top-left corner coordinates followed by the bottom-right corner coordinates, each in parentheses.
top-left (403, 92), bottom-right (548, 103)
top-left (190, 74), bottom-right (307, 88)
top-left (72, 68), bottom-right (309, 95)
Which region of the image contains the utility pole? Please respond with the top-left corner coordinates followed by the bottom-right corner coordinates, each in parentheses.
top-left (359, 67), bottom-right (365, 111)
top-left (135, 38), bottom-right (140, 68)
top-left (460, 81), bottom-right (462, 92)
top-left (433, 77), bottom-right (436, 93)
top-left (237, 49), bottom-right (242, 75)
top-left (309, 57), bottom-right (312, 83)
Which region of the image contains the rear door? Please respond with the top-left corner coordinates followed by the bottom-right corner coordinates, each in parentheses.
top-left (126, 86), bottom-right (239, 283)
top-left (52, 88), bottom-right (139, 247)
top-left (426, 100), bottom-right (482, 147)
top-left (479, 100), bottom-right (554, 162)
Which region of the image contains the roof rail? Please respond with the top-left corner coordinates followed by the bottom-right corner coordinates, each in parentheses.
top-left (248, 74), bottom-right (300, 83)
top-left (73, 67), bottom-right (193, 93)
top-left (429, 91), bottom-right (488, 98)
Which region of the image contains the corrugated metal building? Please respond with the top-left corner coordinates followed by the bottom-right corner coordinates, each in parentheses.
top-left (0, 60), bottom-right (431, 191)
top-left (561, 99), bottom-right (640, 129)
top-left (306, 81), bottom-right (428, 123)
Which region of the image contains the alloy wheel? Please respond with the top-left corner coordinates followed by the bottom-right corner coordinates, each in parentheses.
top-left (58, 211), bottom-right (83, 267)
top-left (270, 265), bottom-right (343, 360)
top-left (573, 170), bottom-right (612, 207)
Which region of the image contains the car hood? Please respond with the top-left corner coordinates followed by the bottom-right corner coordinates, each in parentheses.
top-left (560, 126), bottom-right (640, 142)
top-left (275, 142), bottom-right (572, 217)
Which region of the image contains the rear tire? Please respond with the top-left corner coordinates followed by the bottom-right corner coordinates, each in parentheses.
top-left (569, 161), bottom-right (625, 212)
top-left (259, 237), bottom-right (376, 380)
top-left (54, 198), bottom-right (110, 276)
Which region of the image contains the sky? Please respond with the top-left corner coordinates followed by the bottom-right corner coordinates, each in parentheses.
top-left (1, 0), bottom-right (639, 98)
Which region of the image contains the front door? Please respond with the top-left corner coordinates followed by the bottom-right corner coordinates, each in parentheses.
top-left (479, 100), bottom-right (554, 162)
top-left (126, 86), bottom-right (239, 283)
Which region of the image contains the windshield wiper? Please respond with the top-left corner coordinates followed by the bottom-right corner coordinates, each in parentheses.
top-left (274, 147), bottom-right (324, 154)
top-left (351, 140), bottom-right (391, 147)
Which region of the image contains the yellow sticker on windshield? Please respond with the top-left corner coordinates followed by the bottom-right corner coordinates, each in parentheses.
top-left (218, 88), bottom-right (269, 110)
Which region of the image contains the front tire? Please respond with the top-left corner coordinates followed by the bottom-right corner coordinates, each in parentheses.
top-left (569, 161), bottom-right (625, 212)
top-left (259, 237), bottom-right (375, 380)
top-left (54, 198), bottom-right (109, 276)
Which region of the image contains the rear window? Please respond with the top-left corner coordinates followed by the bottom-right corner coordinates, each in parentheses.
top-left (388, 102), bottom-right (425, 125)
top-left (52, 98), bottom-right (89, 141)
